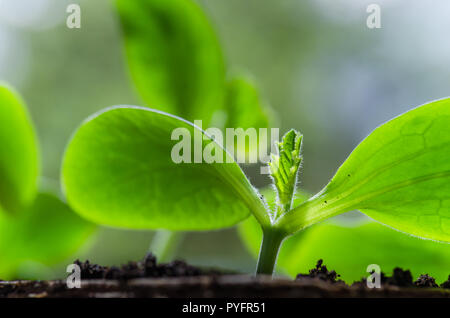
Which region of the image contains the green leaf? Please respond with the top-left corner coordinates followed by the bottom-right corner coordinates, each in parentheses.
top-left (62, 106), bottom-right (269, 230)
top-left (116, 0), bottom-right (225, 125)
top-left (0, 83), bottom-right (39, 214)
top-left (269, 130), bottom-right (303, 217)
top-left (0, 191), bottom-right (94, 279)
top-left (277, 98), bottom-right (450, 242)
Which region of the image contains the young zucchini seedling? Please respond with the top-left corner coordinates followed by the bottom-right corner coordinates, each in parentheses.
top-left (62, 98), bottom-right (450, 275)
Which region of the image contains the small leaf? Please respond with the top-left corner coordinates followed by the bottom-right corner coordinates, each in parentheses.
top-left (278, 98), bottom-right (450, 242)
top-left (269, 129), bottom-right (303, 216)
top-left (62, 106), bottom-right (269, 230)
top-left (0, 191), bottom-right (94, 279)
top-left (116, 0), bottom-right (225, 125)
top-left (0, 83), bottom-right (39, 214)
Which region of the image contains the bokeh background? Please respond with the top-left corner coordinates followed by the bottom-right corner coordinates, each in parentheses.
top-left (1, 0), bottom-right (450, 276)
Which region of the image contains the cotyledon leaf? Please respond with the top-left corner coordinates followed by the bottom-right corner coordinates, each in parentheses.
top-left (0, 83), bottom-right (39, 214)
top-left (116, 0), bottom-right (225, 126)
top-left (62, 106), bottom-right (269, 230)
top-left (0, 191), bottom-right (95, 279)
top-left (276, 98), bottom-right (450, 242)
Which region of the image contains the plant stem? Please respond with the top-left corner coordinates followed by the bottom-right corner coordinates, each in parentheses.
top-left (149, 230), bottom-right (184, 262)
top-left (255, 228), bottom-right (285, 276)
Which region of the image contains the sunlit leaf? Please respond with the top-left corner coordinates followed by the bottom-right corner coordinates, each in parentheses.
top-left (62, 106), bottom-right (269, 230)
top-left (277, 98), bottom-right (450, 242)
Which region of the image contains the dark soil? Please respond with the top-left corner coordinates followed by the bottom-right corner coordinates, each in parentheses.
top-left (415, 274), bottom-right (439, 288)
top-left (386, 268), bottom-right (414, 287)
top-left (1, 257), bottom-right (450, 298)
top-left (351, 267), bottom-right (415, 288)
top-left (73, 253), bottom-right (224, 280)
top-left (295, 259), bottom-right (343, 284)
top-left (440, 275), bottom-right (450, 289)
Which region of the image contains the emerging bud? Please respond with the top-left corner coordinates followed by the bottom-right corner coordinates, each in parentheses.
top-left (269, 129), bottom-right (303, 218)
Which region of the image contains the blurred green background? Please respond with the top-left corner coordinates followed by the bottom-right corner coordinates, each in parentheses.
top-left (1, 0), bottom-right (450, 277)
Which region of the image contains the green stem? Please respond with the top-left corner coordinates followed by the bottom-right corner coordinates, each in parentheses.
top-left (149, 230), bottom-right (184, 262)
top-left (255, 228), bottom-right (285, 275)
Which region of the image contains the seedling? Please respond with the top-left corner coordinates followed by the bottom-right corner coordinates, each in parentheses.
top-left (0, 83), bottom-right (93, 279)
top-left (63, 97), bottom-right (450, 275)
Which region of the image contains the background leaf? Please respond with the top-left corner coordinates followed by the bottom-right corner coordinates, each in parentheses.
top-left (206, 74), bottom-right (275, 161)
top-left (116, 0), bottom-right (225, 126)
top-left (279, 98), bottom-right (450, 241)
top-left (62, 106), bottom-right (269, 230)
top-left (222, 75), bottom-right (272, 130)
top-left (0, 191), bottom-right (94, 279)
top-left (0, 83), bottom-right (39, 214)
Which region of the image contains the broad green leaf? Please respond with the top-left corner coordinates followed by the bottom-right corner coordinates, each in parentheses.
top-left (62, 106), bottom-right (269, 230)
top-left (0, 84), bottom-right (39, 214)
top-left (116, 0), bottom-right (225, 125)
top-left (0, 191), bottom-right (95, 279)
top-left (277, 98), bottom-right (450, 242)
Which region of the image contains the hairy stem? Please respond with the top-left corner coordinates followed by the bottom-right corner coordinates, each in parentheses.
top-left (255, 228), bottom-right (285, 275)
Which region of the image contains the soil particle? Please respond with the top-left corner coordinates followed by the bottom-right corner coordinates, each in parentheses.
top-left (414, 274), bottom-right (439, 288)
top-left (353, 267), bottom-right (442, 289)
top-left (295, 259), bottom-right (342, 284)
top-left (73, 253), bottom-right (221, 280)
top-left (73, 260), bottom-right (107, 279)
top-left (440, 276), bottom-right (450, 289)
top-left (382, 268), bottom-right (414, 287)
